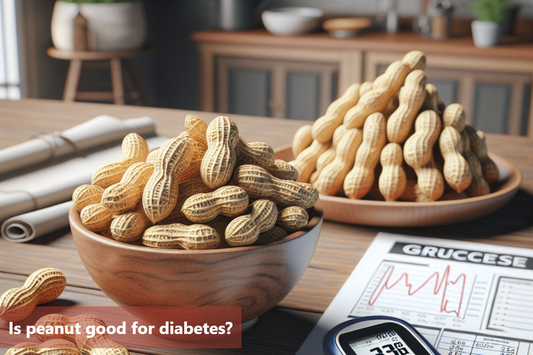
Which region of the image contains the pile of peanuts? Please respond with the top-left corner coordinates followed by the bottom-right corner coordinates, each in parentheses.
top-left (1, 268), bottom-right (128, 355)
top-left (291, 50), bottom-right (499, 202)
top-left (74, 115), bottom-right (319, 249)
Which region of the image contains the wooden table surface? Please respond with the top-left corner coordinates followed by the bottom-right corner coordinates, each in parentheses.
top-left (1, 99), bottom-right (532, 355)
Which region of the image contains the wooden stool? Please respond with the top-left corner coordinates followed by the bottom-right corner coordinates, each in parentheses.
top-left (47, 47), bottom-right (153, 105)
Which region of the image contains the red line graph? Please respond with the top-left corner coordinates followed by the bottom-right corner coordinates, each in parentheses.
top-left (369, 265), bottom-right (467, 317)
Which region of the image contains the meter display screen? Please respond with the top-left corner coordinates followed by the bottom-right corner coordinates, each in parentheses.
top-left (349, 329), bottom-right (414, 355)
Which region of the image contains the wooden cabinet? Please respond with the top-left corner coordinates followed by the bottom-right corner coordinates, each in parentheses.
top-left (194, 30), bottom-right (533, 137)
top-left (217, 57), bottom-right (338, 119)
top-left (196, 38), bottom-right (362, 120)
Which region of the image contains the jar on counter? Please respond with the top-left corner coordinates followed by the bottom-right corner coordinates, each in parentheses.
top-left (428, 0), bottom-right (454, 40)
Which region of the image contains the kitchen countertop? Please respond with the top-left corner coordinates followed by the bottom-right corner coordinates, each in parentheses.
top-left (192, 30), bottom-right (533, 61)
top-left (0, 99), bottom-right (532, 354)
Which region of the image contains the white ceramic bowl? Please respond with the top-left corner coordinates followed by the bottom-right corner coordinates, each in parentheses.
top-left (262, 7), bottom-right (323, 36)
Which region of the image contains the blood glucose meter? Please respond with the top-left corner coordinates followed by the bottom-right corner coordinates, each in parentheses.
top-left (323, 316), bottom-right (439, 355)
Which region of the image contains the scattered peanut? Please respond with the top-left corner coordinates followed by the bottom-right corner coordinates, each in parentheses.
top-left (225, 199), bottom-right (278, 246)
top-left (235, 136), bottom-right (276, 167)
top-left (439, 127), bottom-right (472, 193)
top-left (101, 162), bottom-right (154, 215)
top-left (234, 165), bottom-right (319, 209)
top-left (80, 204), bottom-right (114, 233)
top-left (359, 81), bottom-right (374, 96)
top-left (35, 314), bottom-right (129, 355)
top-left (143, 136), bottom-right (192, 224)
top-left (91, 133), bottom-right (149, 188)
top-left (399, 180), bottom-right (431, 202)
top-left (404, 110), bottom-right (444, 201)
top-left (72, 185), bottom-right (104, 213)
top-left (423, 83), bottom-right (445, 115)
top-left (309, 170), bottom-right (320, 185)
top-left (159, 178), bottom-right (212, 225)
top-left (146, 149), bottom-right (159, 165)
top-left (387, 70), bottom-right (427, 143)
top-left (185, 114), bottom-right (208, 147)
top-left (312, 125), bottom-right (347, 182)
top-left (344, 113), bottom-right (387, 199)
top-left (443, 103), bottom-right (466, 133)
top-left (0, 268), bottom-right (66, 322)
top-left (143, 223), bottom-right (220, 249)
top-left (477, 130), bottom-right (486, 143)
top-left (314, 128), bottom-right (363, 196)
top-left (181, 185), bottom-right (249, 223)
top-left (6, 339), bottom-right (79, 355)
top-left (276, 206), bottom-right (309, 232)
top-left (404, 110), bottom-right (442, 169)
top-left (178, 132), bottom-right (208, 183)
top-left (401, 50), bottom-right (426, 71)
top-left (378, 143), bottom-right (407, 201)
top-left (383, 90), bottom-right (400, 119)
top-left (291, 139), bottom-right (331, 183)
top-left (265, 159), bottom-right (299, 181)
top-left (461, 131), bottom-right (491, 197)
top-left (201, 116), bottom-right (239, 188)
top-left (292, 125), bottom-right (313, 159)
top-left (464, 125), bottom-right (499, 184)
top-left (312, 83), bottom-right (361, 143)
top-left (110, 202), bottom-right (153, 243)
top-left (344, 61), bottom-right (410, 129)
top-left (416, 159), bottom-right (445, 201)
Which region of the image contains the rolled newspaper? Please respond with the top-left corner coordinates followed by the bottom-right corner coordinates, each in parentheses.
top-left (0, 136), bottom-right (168, 225)
top-left (1, 201), bottom-right (73, 243)
top-left (0, 115), bottom-right (156, 176)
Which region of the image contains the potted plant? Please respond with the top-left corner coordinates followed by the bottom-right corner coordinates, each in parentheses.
top-left (51, 0), bottom-right (146, 51)
top-left (470, 0), bottom-right (509, 48)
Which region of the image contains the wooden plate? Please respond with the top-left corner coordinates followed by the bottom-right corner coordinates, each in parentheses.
top-left (322, 18), bottom-right (372, 31)
top-left (322, 18), bottom-right (373, 38)
top-left (276, 145), bottom-right (522, 227)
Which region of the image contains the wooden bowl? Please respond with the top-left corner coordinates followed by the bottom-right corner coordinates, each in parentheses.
top-left (322, 18), bottom-right (373, 38)
top-left (69, 203), bottom-right (323, 324)
top-left (276, 145), bottom-right (521, 227)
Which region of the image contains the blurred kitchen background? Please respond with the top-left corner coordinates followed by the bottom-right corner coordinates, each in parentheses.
top-left (2, 0), bottom-right (533, 135)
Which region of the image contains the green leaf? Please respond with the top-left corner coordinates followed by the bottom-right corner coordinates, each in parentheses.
top-left (470, 0), bottom-right (509, 22)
